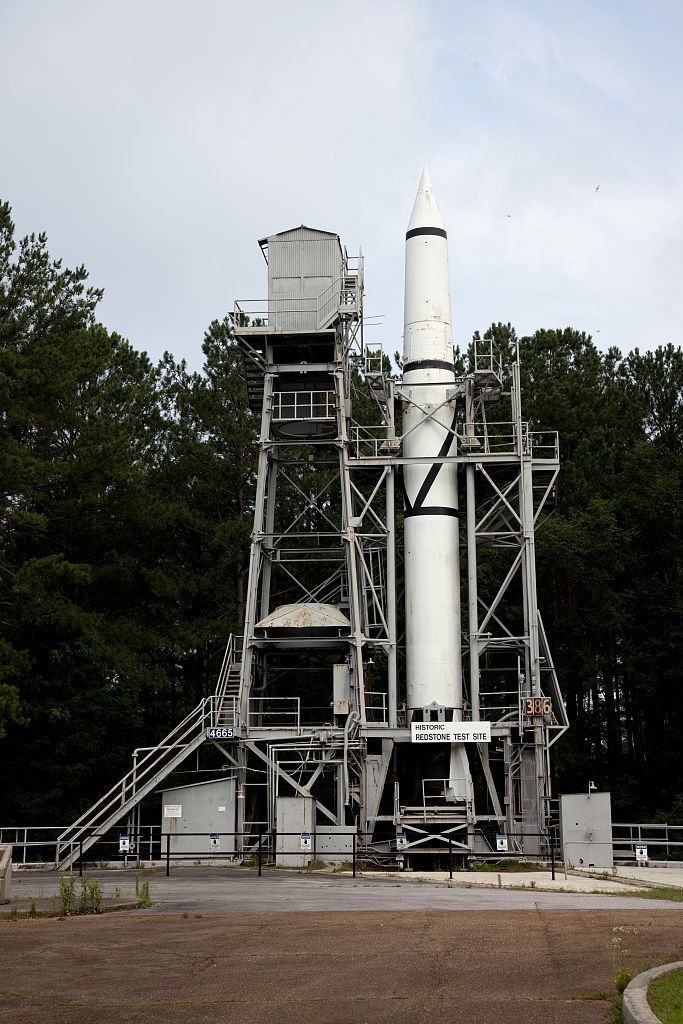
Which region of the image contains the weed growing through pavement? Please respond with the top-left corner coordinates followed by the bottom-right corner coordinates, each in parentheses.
top-left (135, 878), bottom-right (152, 909)
top-left (608, 925), bottom-right (640, 1023)
top-left (57, 876), bottom-right (103, 916)
top-left (78, 879), bottom-right (103, 914)
top-left (58, 876), bottom-right (77, 916)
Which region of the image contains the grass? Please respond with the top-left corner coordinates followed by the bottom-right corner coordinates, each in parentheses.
top-left (627, 887), bottom-right (683, 902)
top-left (135, 878), bottom-right (153, 909)
top-left (648, 968), bottom-right (683, 1024)
top-left (55, 877), bottom-right (102, 916)
top-left (474, 860), bottom-right (546, 873)
top-left (579, 989), bottom-right (610, 1001)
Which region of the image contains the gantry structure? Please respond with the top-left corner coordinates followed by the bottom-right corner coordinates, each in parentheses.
top-left (56, 225), bottom-right (567, 869)
top-left (227, 224), bottom-right (568, 859)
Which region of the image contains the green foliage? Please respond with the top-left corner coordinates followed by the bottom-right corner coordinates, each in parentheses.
top-left (0, 201), bottom-right (682, 827)
top-left (78, 879), bottom-right (102, 914)
top-left (474, 860), bottom-right (540, 873)
top-left (614, 968), bottom-right (633, 995)
top-left (57, 876), bottom-right (77, 916)
top-left (135, 877), bottom-right (152, 908)
top-left (621, 887), bottom-right (683, 902)
top-left (0, 204), bottom-right (255, 821)
top-left (648, 968), bottom-right (683, 1024)
top-left (56, 875), bottom-right (102, 915)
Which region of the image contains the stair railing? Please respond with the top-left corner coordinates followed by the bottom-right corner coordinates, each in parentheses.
top-left (214, 634), bottom-right (234, 712)
top-left (55, 696), bottom-right (215, 864)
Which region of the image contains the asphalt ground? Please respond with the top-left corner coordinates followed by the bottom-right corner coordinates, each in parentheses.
top-left (7, 866), bottom-right (683, 912)
top-left (1, 870), bottom-right (682, 1024)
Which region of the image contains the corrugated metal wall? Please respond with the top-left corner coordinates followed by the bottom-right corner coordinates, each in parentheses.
top-left (268, 228), bottom-right (343, 331)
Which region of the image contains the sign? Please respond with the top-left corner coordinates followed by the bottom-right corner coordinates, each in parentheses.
top-left (523, 697), bottom-right (552, 717)
top-left (635, 843), bottom-right (648, 862)
top-left (164, 804), bottom-right (182, 818)
top-left (410, 721), bottom-right (491, 743)
top-left (396, 829), bottom-right (408, 850)
top-left (207, 727), bottom-right (234, 740)
top-left (300, 832), bottom-right (312, 851)
top-left (209, 833), bottom-right (220, 850)
top-left (119, 835), bottom-right (130, 853)
top-left (496, 834), bottom-right (508, 852)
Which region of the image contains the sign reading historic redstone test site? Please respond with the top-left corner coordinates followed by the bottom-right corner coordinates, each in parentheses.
top-left (410, 722), bottom-right (491, 743)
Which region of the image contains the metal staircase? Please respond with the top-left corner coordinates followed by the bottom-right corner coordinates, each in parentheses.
top-left (55, 635), bottom-right (242, 870)
top-left (214, 634), bottom-right (242, 727)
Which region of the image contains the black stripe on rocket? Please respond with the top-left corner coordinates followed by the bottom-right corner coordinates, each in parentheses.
top-left (405, 226), bottom-right (448, 240)
top-left (403, 406), bottom-right (461, 519)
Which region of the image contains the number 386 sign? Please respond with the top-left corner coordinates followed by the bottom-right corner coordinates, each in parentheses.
top-left (524, 697), bottom-right (551, 717)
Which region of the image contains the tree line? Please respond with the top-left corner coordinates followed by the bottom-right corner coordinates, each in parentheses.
top-left (0, 205), bottom-right (680, 824)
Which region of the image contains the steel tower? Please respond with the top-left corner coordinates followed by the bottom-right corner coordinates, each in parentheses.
top-left (55, 197), bottom-right (568, 870)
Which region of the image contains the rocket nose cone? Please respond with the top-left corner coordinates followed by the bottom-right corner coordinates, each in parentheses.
top-left (407, 165), bottom-right (446, 232)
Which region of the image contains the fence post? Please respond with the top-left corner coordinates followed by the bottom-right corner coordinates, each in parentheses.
top-left (258, 829), bottom-right (263, 877)
top-left (352, 832), bottom-right (357, 878)
top-left (79, 838), bottom-right (83, 877)
top-left (272, 828), bottom-right (277, 869)
top-left (449, 836), bottom-right (453, 879)
top-left (550, 834), bottom-right (555, 881)
top-left (165, 833), bottom-right (170, 877)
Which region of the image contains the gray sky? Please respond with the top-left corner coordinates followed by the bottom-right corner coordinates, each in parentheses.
top-left (2, 0), bottom-right (682, 371)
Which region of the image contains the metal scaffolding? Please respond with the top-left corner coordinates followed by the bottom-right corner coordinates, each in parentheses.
top-left (55, 224), bottom-right (568, 870)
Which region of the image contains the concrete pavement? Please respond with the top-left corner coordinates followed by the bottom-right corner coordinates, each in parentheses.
top-left (7, 865), bottom-right (683, 914)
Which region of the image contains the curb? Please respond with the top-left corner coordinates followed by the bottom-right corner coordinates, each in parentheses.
top-left (623, 961), bottom-right (683, 1024)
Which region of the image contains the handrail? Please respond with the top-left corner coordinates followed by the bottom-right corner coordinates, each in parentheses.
top-left (56, 697), bottom-right (213, 861)
top-left (233, 263), bottom-right (362, 333)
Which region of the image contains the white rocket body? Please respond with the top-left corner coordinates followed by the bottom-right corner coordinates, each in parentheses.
top-left (402, 168), bottom-right (463, 718)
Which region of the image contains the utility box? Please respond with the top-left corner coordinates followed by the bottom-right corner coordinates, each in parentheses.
top-left (160, 778), bottom-right (236, 859)
top-left (276, 796), bottom-right (315, 867)
top-left (560, 792), bottom-right (613, 868)
top-left (333, 663), bottom-right (351, 715)
top-left (315, 825), bottom-right (356, 865)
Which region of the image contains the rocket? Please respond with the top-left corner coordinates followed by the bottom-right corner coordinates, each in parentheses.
top-left (402, 166), bottom-right (462, 717)
top-left (402, 168), bottom-right (472, 804)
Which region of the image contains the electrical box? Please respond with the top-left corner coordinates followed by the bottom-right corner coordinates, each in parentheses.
top-left (276, 796), bottom-right (315, 867)
top-left (160, 778), bottom-right (236, 858)
top-left (333, 664), bottom-right (351, 715)
top-left (559, 792), bottom-right (613, 868)
top-left (315, 825), bottom-right (356, 864)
